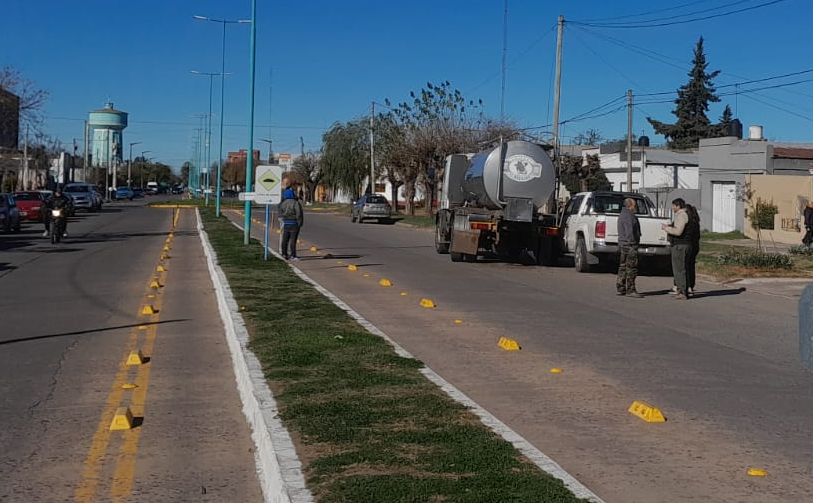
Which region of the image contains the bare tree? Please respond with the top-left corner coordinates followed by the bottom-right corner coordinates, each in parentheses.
top-left (0, 66), bottom-right (49, 135)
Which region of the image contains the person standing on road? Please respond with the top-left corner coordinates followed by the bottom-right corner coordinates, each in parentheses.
top-left (662, 198), bottom-right (690, 300)
top-left (685, 204), bottom-right (701, 297)
top-left (803, 200), bottom-right (813, 247)
top-left (278, 186), bottom-right (303, 260)
top-left (617, 198), bottom-right (643, 298)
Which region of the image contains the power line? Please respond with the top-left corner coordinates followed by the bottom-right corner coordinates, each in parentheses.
top-left (571, 0), bottom-right (789, 29)
top-left (577, 0), bottom-right (709, 23)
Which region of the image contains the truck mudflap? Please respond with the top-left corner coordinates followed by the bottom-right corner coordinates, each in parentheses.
top-left (450, 229), bottom-right (480, 256)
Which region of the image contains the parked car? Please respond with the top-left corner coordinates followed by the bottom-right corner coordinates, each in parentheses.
top-left (12, 191), bottom-right (46, 222)
top-left (221, 189), bottom-right (238, 198)
top-left (351, 194), bottom-right (392, 223)
top-left (63, 183), bottom-right (101, 211)
top-left (0, 193), bottom-right (21, 232)
top-left (115, 187), bottom-right (134, 200)
top-left (171, 185), bottom-right (184, 195)
top-left (132, 188), bottom-right (145, 198)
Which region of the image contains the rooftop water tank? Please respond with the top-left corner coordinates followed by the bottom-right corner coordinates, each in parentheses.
top-left (748, 125), bottom-right (764, 141)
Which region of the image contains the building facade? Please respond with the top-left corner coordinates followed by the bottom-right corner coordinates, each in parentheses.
top-left (0, 88), bottom-right (20, 151)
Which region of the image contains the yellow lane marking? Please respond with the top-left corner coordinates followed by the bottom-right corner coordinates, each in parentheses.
top-left (74, 211), bottom-right (176, 502)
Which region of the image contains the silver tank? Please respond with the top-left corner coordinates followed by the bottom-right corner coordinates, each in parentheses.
top-left (460, 140), bottom-right (555, 210)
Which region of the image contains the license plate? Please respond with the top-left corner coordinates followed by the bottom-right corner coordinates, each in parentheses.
top-left (20, 211), bottom-right (27, 216)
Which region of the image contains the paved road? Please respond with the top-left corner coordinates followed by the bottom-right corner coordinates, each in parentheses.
top-left (233, 207), bottom-right (812, 503)
top-left (0, 200), bottom-right (262, 502)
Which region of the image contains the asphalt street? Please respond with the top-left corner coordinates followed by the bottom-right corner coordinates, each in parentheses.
top-left (231, 207), bottom-right (812, 503)
top-left (0, 199), bottom-right (262, 502)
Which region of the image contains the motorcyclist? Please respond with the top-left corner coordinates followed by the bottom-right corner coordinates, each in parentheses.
top-left (43, 189), bottom-right (72, 237)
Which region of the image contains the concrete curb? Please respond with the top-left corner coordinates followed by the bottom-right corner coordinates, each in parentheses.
top-left (196, 210), bottom-right (313, 503)
top-left (225, 216), bottom-right (605, 503)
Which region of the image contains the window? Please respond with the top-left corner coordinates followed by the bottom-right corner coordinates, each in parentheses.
top-left (367, 196), bottom-right (388, 204)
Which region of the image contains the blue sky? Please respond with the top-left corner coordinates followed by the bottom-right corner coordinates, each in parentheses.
top-left (2, 0), bottom-right (811, 172)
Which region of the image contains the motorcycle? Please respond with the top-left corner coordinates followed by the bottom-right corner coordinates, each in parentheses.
top-left (50, 208), bottom-right (65, 244)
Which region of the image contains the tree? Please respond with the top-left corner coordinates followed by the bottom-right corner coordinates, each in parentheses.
top-left (574, 128), bottom-right (603, 145)
top-left (560, 153), bottom-right (612, 193)
top-left (320, 120), bottom-right (369, 201)
top-left (291, 152), bottom-right (321, 203)
top-left (0, 66), bottom-right (49, 135)
top-left (647, 38), bottom-right (727, 149)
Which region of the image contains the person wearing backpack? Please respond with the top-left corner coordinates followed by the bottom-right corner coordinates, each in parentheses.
top-left (278, 187), bottom-right (303, 260)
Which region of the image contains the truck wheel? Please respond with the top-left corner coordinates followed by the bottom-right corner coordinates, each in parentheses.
top-left (351, 212), bottom-right (356, 223)
top-left (574, 236), bottom-right (590, 273)
top-left (435, 223), bottom-right (450, 254)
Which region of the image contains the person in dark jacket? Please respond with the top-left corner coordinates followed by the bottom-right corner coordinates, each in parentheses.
top-left (803, 201), bottom-right (813, 247)
top-left (685, 204), bottom-right (701, 296)
top-left (278, 187), bottom-right (303, 260)
top-left (616, 198), bottom-right (642, 297)
top-left (43, 189), bottom-right (72, 237)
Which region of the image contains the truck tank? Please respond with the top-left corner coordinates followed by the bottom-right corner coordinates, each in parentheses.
top-left (459, 140), bottom-right (555, 211)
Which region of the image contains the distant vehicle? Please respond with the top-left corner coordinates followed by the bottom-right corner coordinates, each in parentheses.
top-left (0, 193), bottom-right (22, 232)
top-left (63, 183), bottom-right (101, 211)
top-left (146, 181), bottom-right (159, 195)
top-left (221, 189), bottom-right (238, 198)
top-left (132, 188), bottom-right (145, 198)
top-left (12, 191), bottom-right (46, 222)
top-left (171, 185), bottom-right (184, 195)
top-left (351, 194), bottom-right (392, 223)
top-left (115, 187), bottom-right (134, 200)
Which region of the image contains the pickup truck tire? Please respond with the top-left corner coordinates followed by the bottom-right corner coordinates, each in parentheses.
top-left (574, 236), bottom-right (591, 273)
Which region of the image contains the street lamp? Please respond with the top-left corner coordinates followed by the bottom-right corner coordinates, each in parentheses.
top-left (244, 0), bottom-right (258, 245)
top-left (259, 138), bottom-right (273, 163)
top-left (140, 150), bottom-right (151, 188)
top-left (191, 71), bottom-right (232, 206)
top-left (193, 14), bottom-right (251, 217)
top-left (128, 141), bottom-right (141, 188)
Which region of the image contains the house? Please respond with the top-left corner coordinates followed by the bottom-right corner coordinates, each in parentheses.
top-left (698, 126), bottom-right (813, 237)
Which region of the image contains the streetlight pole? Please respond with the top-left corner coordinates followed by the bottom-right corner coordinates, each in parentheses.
top-left (128, 141), bottom-right (141, 188)
top-left (140, 150), bottom-right (151, 189)
top-left (191, 71), bottom-right (231, 206)
top-left (193, 15), bottom-right (250, 216)
top-left (243, 0), bottom-right (257, 245)
top-left (259, 138), bottom-right (273, 163)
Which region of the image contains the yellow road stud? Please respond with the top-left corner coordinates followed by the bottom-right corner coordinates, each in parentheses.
top-left (498, 337), bottom-right (521, 351)
top-left (146, 294), bottom-right (156, 299)
top-left (550, 368), bottom-right (563, 374)
top-left (160, 253), bottom-right (170, 260)
top-left (347, 265), bottom-right (358, 271)
top-left (310, 246), bottom-right (318, 252)
top-left (121, 383), bottom-right (138, 389)
top-left (156, 265), bottom-right (166, 272)
top-left (138, 325), bottom-right (148, 330)
top-left (747, 468), bottom-right (767, 477)
top-left (419, 298), bottom-right (436, 308)
top-left (400, 292), bottom-right (408, 296)
top-left (297, 239), bottom-right (302, 244)
top-left (363, 273), bottom-right (370, 277)
top-left (163, 245), bottom-right (170, 251)
top-left (454, 319), bottom-right (463, 324)
top-left (141, 305), bottom-right (157, 315)
top-left (628, 401), bottom-right (666, 423)
top-left (110, 407), bottom-right (134, 431)
top-left (379, 279), bottom-right (392, 287)
top-left (126, 350), bottom-right (145, 365)
top-left (149, 281), bottom-right (162, 289)
top-left (275, 229), bottom-right (281, 235)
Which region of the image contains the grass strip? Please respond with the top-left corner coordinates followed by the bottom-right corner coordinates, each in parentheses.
top-left (200, 208), bottom-right (591, 503)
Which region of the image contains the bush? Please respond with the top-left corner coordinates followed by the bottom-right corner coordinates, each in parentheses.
top-left (751, 198), bottom-right (778, 230)
top-left (717, 249), bottom-right (792, 269)
top-left (789, 245), bottom-right (813, 256)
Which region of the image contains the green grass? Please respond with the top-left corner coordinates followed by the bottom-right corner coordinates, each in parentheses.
top-left (200, 208), bottom-right (591, 503)
top-left (700, 230), bottom-right (748, 240)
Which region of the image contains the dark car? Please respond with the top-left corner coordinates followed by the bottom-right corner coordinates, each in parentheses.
top-left (221, 189), bottom-right (238, 198)
top-left (132, 188), bottom-right (145, 198)
top-left (0, 193), bottom-right (22, 232)
top-left (351, 194), bottom-right (392, 223)
top-left (171, 185), bottom-right (184, 195)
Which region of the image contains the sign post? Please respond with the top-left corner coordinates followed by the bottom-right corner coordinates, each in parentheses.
top-left (254, 165), bottom-right (283, 260)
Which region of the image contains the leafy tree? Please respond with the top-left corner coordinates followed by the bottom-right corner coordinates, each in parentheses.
top-left (647, 38), bottom-right (727, 149)
top-left (713, 104), bottom-right (734, 137)
top-left (320, 120), bottom-right (369, 201)
top-left (560, 153), bottom-right (612, 193)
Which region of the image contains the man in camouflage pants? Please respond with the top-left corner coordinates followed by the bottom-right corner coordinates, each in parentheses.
top-left (616, 198), bottom-right (642, 298)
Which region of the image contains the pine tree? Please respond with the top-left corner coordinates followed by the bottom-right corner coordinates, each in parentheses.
top-left (647, 37), bottom-right (723, 149)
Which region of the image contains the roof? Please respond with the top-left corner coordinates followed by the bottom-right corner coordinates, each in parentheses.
top-left (773, 147), bottom-right (813, 160)
top-left (645, 149), bottom-right (698, 166)
top-left (90, 102), bottom-right (126, 114)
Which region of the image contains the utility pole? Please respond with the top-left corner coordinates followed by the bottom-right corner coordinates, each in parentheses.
top-left (500, 0), bottom-right (508, 121)
top-left (369, 101), bottom-right (375, 195)
top-left (84, 121), bottom-right (90, 185)
top-left (626, 89), bottom-right (633, 192)
top-left (21, 124), bottom-right (28, 190)
top-left (551, 15), bottom-right (564, 150)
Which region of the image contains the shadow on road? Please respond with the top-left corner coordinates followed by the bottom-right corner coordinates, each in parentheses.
top-left (0, 319), bottom-right (190, 346)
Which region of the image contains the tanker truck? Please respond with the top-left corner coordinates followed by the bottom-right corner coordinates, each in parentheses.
top-left (434, 140), bottom-right (560, 264)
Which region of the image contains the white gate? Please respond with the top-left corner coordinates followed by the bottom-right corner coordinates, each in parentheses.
top-left (712, 182), bottom-right (737, 232)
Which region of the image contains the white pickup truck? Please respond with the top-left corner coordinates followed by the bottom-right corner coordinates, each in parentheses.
top-left (560, 191), bottom-right (671, 272)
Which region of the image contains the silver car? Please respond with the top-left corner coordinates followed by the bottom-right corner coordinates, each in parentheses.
top-left (351, 194), bottom-right (391, 223)
top-left (63, 183), bottom-right (101, 211)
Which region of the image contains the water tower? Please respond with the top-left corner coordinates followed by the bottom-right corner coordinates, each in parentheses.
top-left (89, 101), bottom-right (128, 170)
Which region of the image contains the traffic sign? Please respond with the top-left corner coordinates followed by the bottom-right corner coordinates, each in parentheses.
top-left (238, 191), bottom-right (256, 201)
top-left (255, 165), bottom-right (283, 205)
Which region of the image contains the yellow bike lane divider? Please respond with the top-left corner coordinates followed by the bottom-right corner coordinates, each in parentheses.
top-left (74, 208), bottom-right (178, 503)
